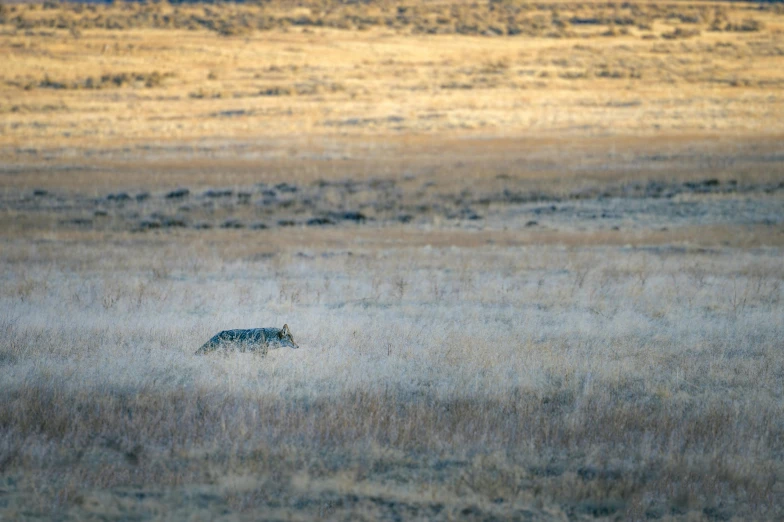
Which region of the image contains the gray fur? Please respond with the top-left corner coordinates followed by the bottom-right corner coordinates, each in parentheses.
top-left (196, 324), bottom-right (299, 355)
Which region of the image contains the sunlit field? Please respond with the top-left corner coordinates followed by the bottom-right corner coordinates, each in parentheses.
top-left (2, 0), bottom-right (784, 157)
top-left (2, 0), bottom-right (784, 520)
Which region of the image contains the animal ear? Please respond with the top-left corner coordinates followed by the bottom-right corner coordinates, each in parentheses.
top-left (282, 324), bottom-right (290, 334)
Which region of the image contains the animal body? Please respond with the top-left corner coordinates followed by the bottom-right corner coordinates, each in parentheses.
top-left (196, 324), bottom-right (299, 355)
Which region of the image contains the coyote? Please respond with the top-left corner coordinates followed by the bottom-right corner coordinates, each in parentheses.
top-left (196, 324), bottom-right (299, 355)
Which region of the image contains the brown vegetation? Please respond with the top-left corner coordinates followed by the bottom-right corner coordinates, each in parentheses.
top-left (2, 0), bottom-right (784, 165)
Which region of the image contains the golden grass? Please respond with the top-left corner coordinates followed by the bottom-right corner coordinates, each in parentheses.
top-left (2, 0), bottom-right (784, 163)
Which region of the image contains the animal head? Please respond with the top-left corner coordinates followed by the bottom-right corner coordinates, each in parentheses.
top-left (279, 324), bottom-right (299, 349)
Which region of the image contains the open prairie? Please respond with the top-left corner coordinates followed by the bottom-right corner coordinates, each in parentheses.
top-left (1, 1), bottom-right (784, 520)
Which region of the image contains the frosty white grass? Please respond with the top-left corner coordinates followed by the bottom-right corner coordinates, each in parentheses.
top-left (1, 238), bottom-right (782, 519)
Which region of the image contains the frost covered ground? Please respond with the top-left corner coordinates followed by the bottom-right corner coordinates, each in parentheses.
top-left (1, 196), bottom-right (782, 519)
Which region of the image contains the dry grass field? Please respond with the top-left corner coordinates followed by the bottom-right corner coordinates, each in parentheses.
top-left (1, 1), bottom-right (784, 520)
top-left (2, 0), bottom-right (784, 156)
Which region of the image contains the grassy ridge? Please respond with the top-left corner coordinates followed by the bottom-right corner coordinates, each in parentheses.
top-left (2, 0), bottom-right (779, 37)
